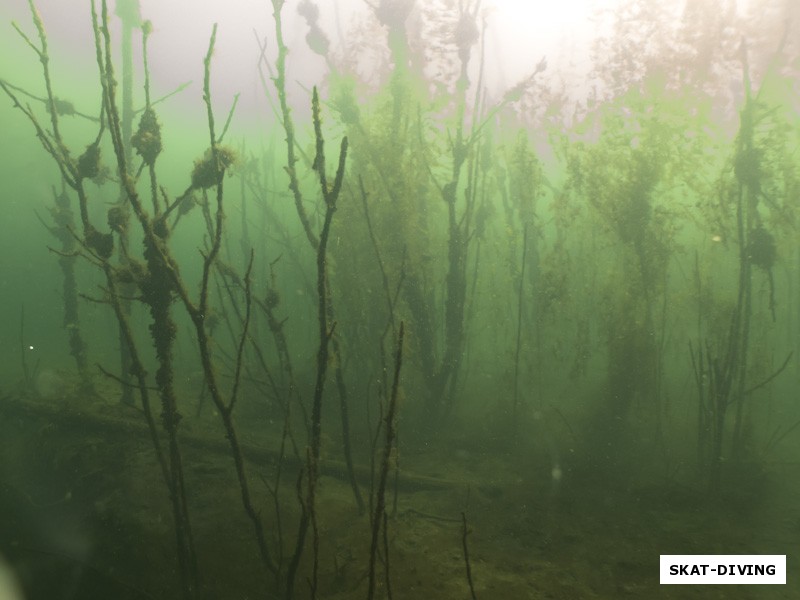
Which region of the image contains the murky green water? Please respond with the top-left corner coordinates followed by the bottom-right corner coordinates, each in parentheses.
top-left (0, 1), bottom-right (798, 598)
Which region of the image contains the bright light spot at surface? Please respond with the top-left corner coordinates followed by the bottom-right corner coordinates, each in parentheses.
top-left (0, 0), bottom-right (762, 124)
top-left (477, 0), bottom-right (605, 98)
top-left (488, 0), bottom-right (597, 33)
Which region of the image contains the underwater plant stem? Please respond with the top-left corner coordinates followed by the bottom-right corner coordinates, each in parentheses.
top-left (689, 343), bottom-right (709, 468)
top-left (14, 0), bottom-right (169, 551)
top-left (308, 185), bottom-right (361, 515)
top-left (706, 57), bottom-right (761, 487)
top-left (310, 90), bottom-right (362, 519)
top-left (120, 4), bottom-right (134, 166)
top-left (367, 322), bottom-right (404, 600)
top-left (730, 58), bottom-right (757, 463)
top-left (254, 291), bottom-right (309, 437)
top-left (431, 21), bottom-right (483, 417)
top-left (181, 26), bottom-right (279, 579)
top-left (199, 264), bottom-right (280, 575)
top-left (286, 90), bottom-right (349, 598)
top-left (93, 4), bottom-right (277, 591)
top-left (24, 0), bottom-right (64, 150)
top-left (103, 258), bottom-right (194, 596)
top-left (16, 5), bottom-right (201, 591)
top-left (357, 177), bottom-right (407, 495)
top-left (50, 186), bottom-right (92, 390)
top-left (513, 222), bottom-right (529, 416)
top-left (202, 24), bottom-right (219, 150)
top-left (218, 93), bottom-right (239, 143)
top-left (199, 24), bottom-right (225, 319)
top-left (271, 0), bottom-right (319, 249)
top-left (144, 235), bottom-right (200, 598)
top-left (228, 251), bottom-right (254, 415)
top-left (308, 96), bottom-right (339, 463)
top-left (6, 6), bottom-right (78, 192)
top-left (115, 4), bottom-right (138, 407)
top-left (745, 352), bottom-right (793, 396)
top-left (331, 329), bottom-right (366, 514)
top-left (382, 510), bottom-right (394, 600)
top-left (462, 512), bottom-right (479, 600)
top-left (358, 175), bottom-right (398, 340)
top-left (437, 169), bottom-right (468, 415)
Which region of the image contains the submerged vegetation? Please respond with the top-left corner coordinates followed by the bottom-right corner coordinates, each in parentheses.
top-left (0, 0), bottom-right (798, 598)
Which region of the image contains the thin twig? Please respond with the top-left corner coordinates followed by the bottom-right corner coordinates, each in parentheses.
top-left (461, 511), bottom-right (478, 600)
top-left (745, 351), bottom-right (793, 396)
top-left (367, 323), bottom-right (404, 600)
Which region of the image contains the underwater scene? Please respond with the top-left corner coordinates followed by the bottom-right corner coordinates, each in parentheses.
top-left (0, 0), bottom-right (798, 598)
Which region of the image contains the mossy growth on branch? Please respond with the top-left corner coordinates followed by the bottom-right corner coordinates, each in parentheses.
top-left (190, 144), bottom-right (238, 190)
top-left (132, 107), bottom-right (163, 166)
